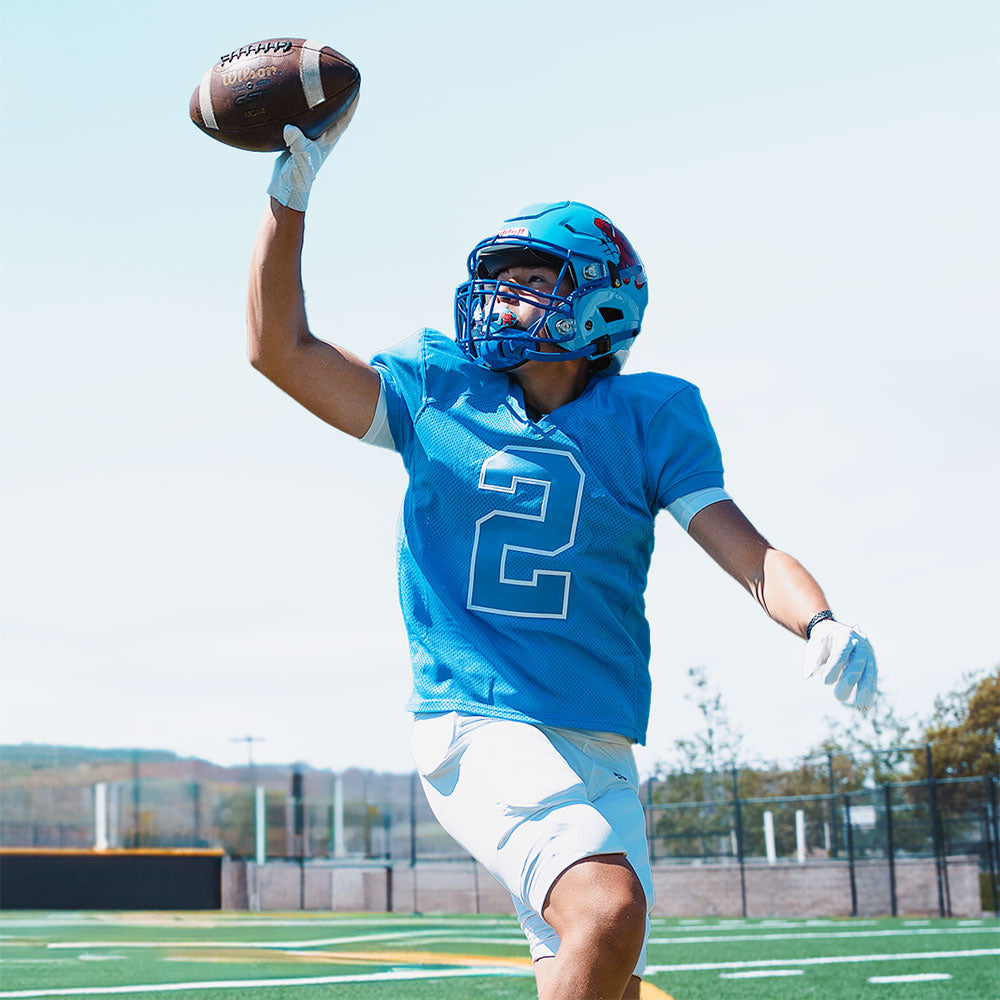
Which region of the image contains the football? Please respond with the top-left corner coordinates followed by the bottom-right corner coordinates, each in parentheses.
top-left (189, 38), bottom-right (360, 152)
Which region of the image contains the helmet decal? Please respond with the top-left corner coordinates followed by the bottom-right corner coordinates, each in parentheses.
top-left (592, 217), bottom-right (645, 288)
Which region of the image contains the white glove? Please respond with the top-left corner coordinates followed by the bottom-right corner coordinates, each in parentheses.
top-left (803, 618), bottom-right (878, 711)
top-left (267, 94), bottom-right (359, 211)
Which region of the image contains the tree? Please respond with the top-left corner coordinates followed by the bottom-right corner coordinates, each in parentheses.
top-left (910, 666), bottom-right (999, 781)
top-left (812, 690), bottom-right (916, 788)
top-left (900, 666), bottom-right (1000, 853)
top-left (668, 666), bottom-right (744, 777)
top-left (650, 666), bottom-right (746, 858)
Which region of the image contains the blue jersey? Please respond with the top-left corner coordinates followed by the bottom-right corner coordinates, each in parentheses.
top-left (370, 328), bottom-right (724, 743)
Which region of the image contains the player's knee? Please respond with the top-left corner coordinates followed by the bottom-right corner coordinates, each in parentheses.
top-left (544, 855), bottom-right (646, 963)
top-left (571, 878), bottom-right (646, 960)
top-left (601, 887), bottom-right (647, 957)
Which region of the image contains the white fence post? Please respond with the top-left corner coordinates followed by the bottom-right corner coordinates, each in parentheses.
top-left (255, 786), bottom-right (266, 866)
top-left (763, 810), bottom-right (777, 864)
top-left (94, 783), bottom-right (108, 851)
top-left (333, 774), bottom-right (346, 858)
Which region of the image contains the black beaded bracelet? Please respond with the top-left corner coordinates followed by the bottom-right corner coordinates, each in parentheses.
top-left (806, 609), bottom-right (835, 639)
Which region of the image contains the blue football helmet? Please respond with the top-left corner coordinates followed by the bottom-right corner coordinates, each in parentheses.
top-left (455, 201), bottom-right (648, 372)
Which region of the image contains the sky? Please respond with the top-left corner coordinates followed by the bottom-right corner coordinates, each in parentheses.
top-left (1, 0), bottom-right (997, 778)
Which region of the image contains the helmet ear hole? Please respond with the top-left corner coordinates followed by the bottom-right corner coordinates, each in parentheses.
top-left (598, 307), bottom-right (624, 323)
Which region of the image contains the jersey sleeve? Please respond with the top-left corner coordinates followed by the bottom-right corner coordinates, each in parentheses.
top-left (646, 383), bottom-right (725, 510)
top-left (665, 486), bottom-right (732, 530)
top-left (367, 331), bottom-right (428, 458)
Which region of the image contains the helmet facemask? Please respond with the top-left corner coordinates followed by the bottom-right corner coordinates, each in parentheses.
top-left (457, 240), bottom-right (584, 371)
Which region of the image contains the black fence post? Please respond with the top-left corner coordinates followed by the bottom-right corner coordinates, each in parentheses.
top-left (843, 793), bottom-right (858, 917)
top-left (472, 856), bottom-right (481, 915)
top-left (292, 770), bottom-right (305, 909)
top-left (409, 771), bottom-right (418, 868)
top-left (732, 768), bottom-right (747, 918)
top-left (191, 782), bottom-right (202, 845)
top-left (989, 775), bottom-right (1000, 916)
top-left (646, 775), bottom-right (656, 864)
top-left (291, 771), bottom-right (304, 847)
top-left (827, 751), bottom-right (839, 859)
top-left (883, 784), bottom-right (897, 917)
top-left (982, 781), bottom-right (998, 917)
top-left (131, 751), bottom-right (141, 849)
top-left (925, 745), bottom-right (948, 918)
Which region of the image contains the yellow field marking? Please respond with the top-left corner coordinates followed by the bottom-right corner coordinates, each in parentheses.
top-left (0, 847), bottom-right (223, 857)
top-left (281, 948), bottom-right (673, 997)
top-left (286, 948), bottom-right (534, 969)
top-left (163, 953), bottom-right (285, 965)
top-left (161, 945), bottom-right (672, 997)
top-left (639, 982), bottom-right (673, 1000)
top-left (162, 948), bottom-right (481, 968)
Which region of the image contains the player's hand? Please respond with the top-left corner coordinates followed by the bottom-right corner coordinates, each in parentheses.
top-left (266, 93), bottom-right (359, 212)
top-left (803, 619), bottom-right (877, 711)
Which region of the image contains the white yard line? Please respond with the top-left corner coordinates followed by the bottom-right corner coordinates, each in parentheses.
top-left (678, 918), bottom-right (878, 930)
top-left (0, 961), bottom-right (71, 966)
top-left (48, 929), bottom-right (458, 951)
top-left (43, 923), bottom-right (999, 952)
top-left (0, 965), bottom-right (532, 998)
top-left (869, 973), bottom-right (953, 983)
top-left (645, 947), bottom-right (1000, 974)
top-left (647, 918), bottom-right (884, 934)
top-left (649, 926), bottom-right (999, 945)
top-left (719, 969), bottom-right (804, 979)
top-left (1, 916), bottom-right (519, 930)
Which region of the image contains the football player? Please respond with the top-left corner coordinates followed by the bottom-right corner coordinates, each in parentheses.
top-left (247, 116), bottom-right (877, 1000)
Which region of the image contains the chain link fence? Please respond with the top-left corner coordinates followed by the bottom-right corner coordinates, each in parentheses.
top-left (645, 771), bottom-right (998, 916)
top-left (0, 764), bottom-right (455, 861)
top-left (3, 752), bottom-right (997, 916)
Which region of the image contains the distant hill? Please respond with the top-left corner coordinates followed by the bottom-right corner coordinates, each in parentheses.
top-left (0, 744), bottom-right (452, 856)
top-left (0, 743), bottom-right (418, 804)
top-left (1, 744), bottom-right (179, 771)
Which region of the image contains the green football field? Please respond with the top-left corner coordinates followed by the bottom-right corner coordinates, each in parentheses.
top-left (0, 912), bottom-right (997, 999)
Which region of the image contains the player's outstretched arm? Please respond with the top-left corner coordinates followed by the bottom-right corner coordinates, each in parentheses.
top-left (687, 499), bottom-right (877, 710)
top-left (687, 500), bottom-right (825, 636)
top-left (247, 200), bottom-right (380, 437)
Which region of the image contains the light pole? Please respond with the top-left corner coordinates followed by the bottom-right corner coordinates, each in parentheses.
top-left (232, 735), bottom-right (266, 786)
top-left (232, 736), bottom-right (265, 856)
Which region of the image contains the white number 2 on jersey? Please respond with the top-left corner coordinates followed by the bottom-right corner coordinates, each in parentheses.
top-left (466, 447), bottom-right (585, 618)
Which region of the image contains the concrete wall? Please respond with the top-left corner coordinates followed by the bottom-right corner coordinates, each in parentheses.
top-left (224, 861), bottom-right (396, 912)
top-left (391, 862), bottom-right (516, 916)
top-left (221, 856), bottom-right (984, 917)
top-left (650, 857), bottom-right (982, 918)
top-left (223, 860), bottom-right (516, 914)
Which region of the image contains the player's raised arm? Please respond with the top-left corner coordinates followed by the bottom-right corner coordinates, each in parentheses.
top-left (687, 499), bottom-right (877, 710)
top-left (247, 102), bottom-right (381, 439)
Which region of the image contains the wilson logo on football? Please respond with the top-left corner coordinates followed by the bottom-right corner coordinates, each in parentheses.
top-left (221, 65), bottom-right (279, 86)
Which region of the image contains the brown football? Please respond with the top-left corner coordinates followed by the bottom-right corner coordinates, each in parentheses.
top-left (189, 38), bottom-right (360, 152)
